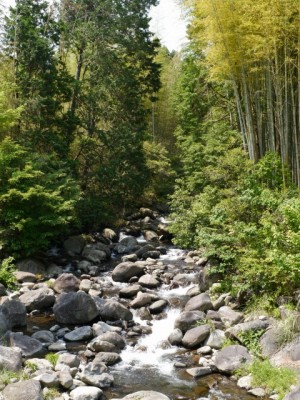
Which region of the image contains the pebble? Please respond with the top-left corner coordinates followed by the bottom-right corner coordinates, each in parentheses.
top-left (197, 346), bottom-right (212, 355)
top-left (248, 388), bottom-right (266, 397)
top-left (237, 375), bottom-right (252, 390)
top-left (174, 362), bottom-right (187, 368)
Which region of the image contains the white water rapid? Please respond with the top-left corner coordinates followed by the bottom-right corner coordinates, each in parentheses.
top-left (119, 308), bottom-right (180, 375)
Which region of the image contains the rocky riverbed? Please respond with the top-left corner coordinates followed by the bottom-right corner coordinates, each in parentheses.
top-left (0, 208), bottom-right (299, 400)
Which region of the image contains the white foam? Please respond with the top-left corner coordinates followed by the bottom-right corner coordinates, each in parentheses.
top-left (116, 308), bottom-right (180, 375)
top-left (157, 282), bottom-right (195, 298)
top-left (160, 248), bottom-right (186, 261)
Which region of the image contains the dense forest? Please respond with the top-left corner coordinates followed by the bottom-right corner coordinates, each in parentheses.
top-left (1, 0), bottom-right (300, 310)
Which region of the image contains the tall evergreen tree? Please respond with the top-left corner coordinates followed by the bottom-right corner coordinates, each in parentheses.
top-left (61, 0), bottom-right (161, 222)
top-left (5, 0), bottom-right (74, 157)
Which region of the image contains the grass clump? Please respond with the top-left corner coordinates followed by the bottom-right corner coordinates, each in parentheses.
top-left (246, 359), bottom-right (297, 399)
top-left (275, 315), bottom-right (299, 348)
top-left (45, 353), bottom-right (59, 367)
top-left (44, 387), bottom-right (61, 400)
top-left (0, 369), bottom-right (27, 388)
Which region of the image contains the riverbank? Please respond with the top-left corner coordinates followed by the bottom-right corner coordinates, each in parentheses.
top-left (0, 208), bottom-right (299, 400)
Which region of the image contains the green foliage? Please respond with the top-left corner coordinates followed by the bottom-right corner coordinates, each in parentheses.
top-left (25, 361), bottom-right (38, 373)
top-left (142, 140), bottom-right (175, 202)
top-left (0, 257), bottom-right (16, 289)
top-left (170, 47), bottom-right (300, 303)
top-left (0, 138), bottom-right (80, 256)
top-left (275, 315), bottom-right (300, 348)
top-left (237, 329), bottom-right (265, 357)
top-left (5, 0), bottom-right (74, 157)
top-left (0, 368), bottom-right (28, 388)
top-left (221, 337), bottom-right (236, 348)
top-left (245, 294), bottom-right (280, 318)
top-left (245, 359), bottom-right (297, 400)
top-left (45, 353), bottom-right (59, 367)
top-left (44, 388), bottom-right (61, 400)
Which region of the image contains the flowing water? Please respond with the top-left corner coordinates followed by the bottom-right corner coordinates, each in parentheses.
top-left (27, 243), bottom-right (267, 400)
top-left (104, 246), bottom-right (266, 400)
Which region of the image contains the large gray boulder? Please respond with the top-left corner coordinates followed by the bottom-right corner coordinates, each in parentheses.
top-left (268, 336), bottom-right (300, 368)
top-left (130, 292), bottom-right (153, 309)
top-left (0, 306), bottom-right (12, 335)
top-left (57, 353), bottom-right (80, 368)
top-left (174, 311), bottom-right (206, 333)
top-left (64, 326), bottom-right (93, 341)
top-left (141, 251), bottom-right (161, 260)
top-left (143, 230), bottom-right (159, 242)
top-left (97, 332), bottom-right (125, 350)
top-left (260, 327), bottom-right (281, 357)
top-left (70, 386), bottom-right (103, 400)
top-left (205, 329), bottom-right (225, 349)
top-left (19, 287), bottom-right (55, 311)
top-left (283, 388), bottom-right (300, 400)
top-left (138, 274), bottom-right (160, 289)
top-left (63, 235), bottom-right (86, 255)
top-left (53, 273), bottom-right (80, 294)
top-left (31, 330), bottom-right (55, 346)
top-left (94, 352), bottom-right (121, 366)
top-left (88, 339), bottom-right (118, 353)
top-left (184, 293), bottom-right (213, 312)
top-left (58, 370), bottom-right (73, 389)
top-left (16, 259), bottom-right (46, 275)
top-left (98, 299), bottom-right (133, 321)
top-left (218, 306), bottom-right (244, 326)
top-left (9, 333), bottom-right (44, 357)
top-left (81, 360), bottom-right (113, 388)
top-left (112, 262), bottom-right (144, 282)
top-left (53, 291), bottom-right (99, 324)
top-left (149, 300), bottom-right (168, 314)
top-left (186, 367), bottom-right (212, 378)
top-left (214, 345), bottom-right (251, 374)
top-left (13, 271), bottom-right (37, 283)
top-left (119, 285), bottom-right (142, 298)
top-left (226, 319), bottom-right (269, 340)
top-left (116, 391), bottom-right (170, 400)
top-left (168, 329), bottom-right (183, 346)
top-left (0, 345), bottom-right (22, 371)
top-left (92, 321), bottom-right (120, 336)
top-left (3, 380), bottom-right (43, 400)
top-left (114, 236), bottom-right (139, 254)
top-left (82, 243), bottom-right (111, 263)
top-left (0, 299), bottom-right (26, 328)
top-left (35, 371), bottom-right (59, 388)
top-left (135, 244), bottom-right (155, 258)
top-left (82, 246), bottom-right (107, 264)
top-left (182, 324), bottom-right (211, 349)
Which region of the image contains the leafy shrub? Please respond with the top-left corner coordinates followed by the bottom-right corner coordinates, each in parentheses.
top-left (171, 144), bottom-right (300, 301)
top-left (238, 329), bottom-right (265, 357)
top-left (0, 257), bottom-right (16, 289)
top-left (0, 138), bottom-right (80, 256)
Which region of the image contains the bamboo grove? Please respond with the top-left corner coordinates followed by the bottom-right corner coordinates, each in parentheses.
top-left (186, 0), bottom-right (300, 186)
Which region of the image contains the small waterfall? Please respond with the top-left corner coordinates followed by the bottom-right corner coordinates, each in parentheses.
top-left (118, 308), bottom-right (180, 375)
top-left (160, 247), bottom-right (186, 261)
